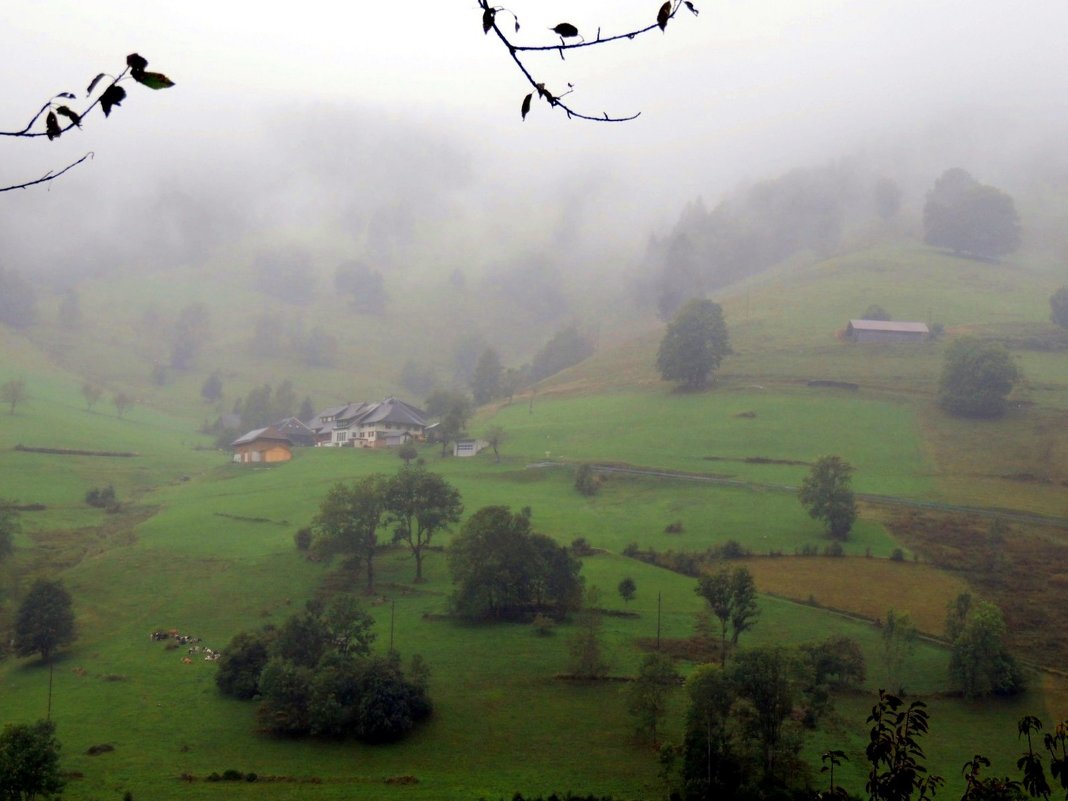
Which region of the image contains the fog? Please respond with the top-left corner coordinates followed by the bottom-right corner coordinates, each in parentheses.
top-left (4, 0), bottom-right (1068, 283)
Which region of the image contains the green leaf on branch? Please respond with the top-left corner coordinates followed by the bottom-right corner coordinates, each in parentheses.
top-left (133, 71), bottom-right (175, 90)
top-left (56, 106), bottom-right (81, 127)
top-left (684, 1), bottom-right (699, 15)
top-left (99, 84), bottom-right (127, 117)
top-left (45, 112), bottom-right (62, 141)
top-left (551, 22), bottom-right (579, 38)
top-left (521, 93), bottom-right (532, 120)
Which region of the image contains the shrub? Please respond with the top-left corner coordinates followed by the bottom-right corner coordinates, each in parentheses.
top-left (570, 537), bottom-right (593, 556)
top-left (221, 769), bottom-right (244, 782)
top-left (574, 464), bottom-right (599, 497)
top-left (890, 548), bottom-right (905, 562)
top-left (85, 485), bottom-right (117, 509)
top-left (664, 520), bottom-right (684, 533)
top-left (531, 614), bottom-right (555, 637)
top-left (293, 527), bottom-right (312, 551)
top-left (719, 539), bottom-right (747, 559)
top-left (824, 542), bottom-right (844, 557)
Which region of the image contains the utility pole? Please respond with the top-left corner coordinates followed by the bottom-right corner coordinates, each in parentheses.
top-left (656, 592), bottom-right (662, 651)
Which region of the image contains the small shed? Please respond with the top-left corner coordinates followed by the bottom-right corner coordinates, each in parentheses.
top-left (231, 426), bottom-right (293, 464)
top-left (453, 438), bottom-right (488, 458)
top-left (846, 320), bottom-right (929, 343)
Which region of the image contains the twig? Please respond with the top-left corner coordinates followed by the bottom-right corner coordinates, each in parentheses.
top-left (0, 152), bottom-right (93, 193)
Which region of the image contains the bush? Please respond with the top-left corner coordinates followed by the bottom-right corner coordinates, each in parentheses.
top-left (531, 614), bottom-right (555, 637)
top-left (664, 520), bottom-right (684, 533)
top-left (890, 548), bottom-right (905, 562)
top-left (574, 464), bottom-right (599, 497)
top-left (85, 485), bottom-right (117, 509)
top-left (570, 537), bottom-right (593, 556)
top-left (824, 542), bottom-right (844, 557)
top-left (221, 769), bottom-right (244, 782)
top-left (293, 527), bottom-right (312, 551)
top-left (719, 539), bottom-right (747, 559)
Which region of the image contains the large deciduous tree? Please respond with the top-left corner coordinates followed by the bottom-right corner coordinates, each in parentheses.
top-left (656, 298), bottom-right (732, 390)
top-left (627, 652), bottom-right (679, 743)
top-left (923, 168), bottom-right (1020, 260)
top-left (938, 337), bottom-right (1019, 418)
top-left (447, 506), bottom-right (582, 620)
top-left (0, 719), bottom-right (65, 801)
top-left (14, 579), bottom-right (77, 663)
top-left (384, 467), bottom-right (463, 582)
top-left (313, 476), bottom-right (388, 593)
top-left (798, 456), bottom-right (857, 540)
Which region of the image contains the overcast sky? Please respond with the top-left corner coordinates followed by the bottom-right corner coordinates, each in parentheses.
top-left (4, 1), bottom-right (1068, 265)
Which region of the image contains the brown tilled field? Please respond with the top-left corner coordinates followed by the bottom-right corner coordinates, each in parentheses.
top-left (737, 555), bottom-right (970, 636)
top-left (886, 510), bottom-right (1068, 670)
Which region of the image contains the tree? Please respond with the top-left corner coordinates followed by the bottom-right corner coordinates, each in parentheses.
top-left (113, 392), bottom-right (133, 418)
top-left (0, 267), bottom-right (38, 329)
top-left (201, 372), bottom-right (224, 403)
top-left (170, 302), bottom-right (211, 370)
top-left (865, 691), bottom-right (944, 801)
top-left (656, 298), bottom-right (732, 390)
top-left (2, 53), bottom-right (174, 193)
top-left (682, 664), bottom-right (744, 800)
top-left (530, 326), bottom-right (595, 382)
top-left (1050, 286), bottom-right (1068, 330)
top-left (483, 425), bottom-right (507, 463)
top-left (425, 390), bottom-right (474, 456)
top-left (617, 576), bottom-right (636, 604)
top-left (215, 629), bottom-right (275, 700)
top-left (939, 337), bottom-right (1019, 418)
top-left (798, 455), bottom-right (857, 540)
top-left (946, 597), bottom-right (1024, 698)
top-left (627, 652), bottom-right (679, 743)
top-left (574, 463), bottom-right (599, 496)
top-left (14, 579), bottom-right (77, 662)
top-left (695, 566), bottom-right (759, 665)
top-left (874, 177), bottom-right (902, 221)
top-left (334, 260), bottom-right (387, 313)
top-left (1, 379), bottom-right (27, 415)
top-left (923, 168), bottom-right (1020, 260)
top-left (470, 348), bottom-right (503, 405)
top-left (448, 505), bottom-right (582, 620)
top-left (384, 467), bottom-right (463, 582)
top-left (566, 587), bottom-right (609, 678)
top-left (729, 647), bottom-right (807, 786)
top-left (861, 304), bottom-right (892, 321)
top-left (397, 443), bottom-right (418, 466)
top-left (298, 396), bottom-right (315, 422)
top-left (0, 501), bottom-right (19, 562)
top-left (81, 381), bottom-right (103, 411)
top-left (881, 609), bottom-right (917, 695)
top-left (0, 719), bottom-right (65, 801)
top-left (478, 0), bottom-right (698, 123)
top-left (313, 476), bottom-right (388, 593)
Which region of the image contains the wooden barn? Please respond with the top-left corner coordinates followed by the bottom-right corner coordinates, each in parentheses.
top-left (846, 320), bottom-right (929, 343)
top-left (231, 426), bottom-right (293, 464)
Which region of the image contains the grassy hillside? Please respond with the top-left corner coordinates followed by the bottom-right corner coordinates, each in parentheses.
top-left (1, 235), bottom-right (1066, 800)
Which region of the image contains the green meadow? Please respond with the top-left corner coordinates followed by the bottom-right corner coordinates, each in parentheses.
top-left (1, 238), bottom-right (1066, 799)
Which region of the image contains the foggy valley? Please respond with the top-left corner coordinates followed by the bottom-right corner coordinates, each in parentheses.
top-left (2, 2), bottom-right (1068, 800)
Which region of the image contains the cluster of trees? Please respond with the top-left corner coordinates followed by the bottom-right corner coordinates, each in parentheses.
top-left (946, 593), bottom-right (1025, 698)
top-left (169, 302), bottom-right (211, 370)
top-left (447, 506), bottom-right (583, 620)
top-left (248, 313), bottom-right (339, 368)
top-left (923, 168), bottom-right (1020, 261)
top-left (468, 326), bottom-right (596, 407)
top-left (204, 380), bottom-right (313, 446)
top-left (656, 298), bottom-right (732, 390)
top-left (0, 720), bottom-right (65, 800)
top-left (215, 596), bottom-right (431, 741)
top-left (334, 260), bottom-right (387, 313)
top-left (666, 638), bottom-right (866, 799)
top-left (313, 466), bottom-right (462, 587)
top-left (424, 390), bottom-right (475, 456)
top-left (643, 164), bottom-right (870, 320)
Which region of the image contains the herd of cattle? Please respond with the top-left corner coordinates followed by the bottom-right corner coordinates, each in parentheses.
top-left (150, 629), bottom-right (221, 662)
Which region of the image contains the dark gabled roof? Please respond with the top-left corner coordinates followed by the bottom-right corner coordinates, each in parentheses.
top-left (232, 425), bottom-right (292, 447)
top-left (848, 320), bottom-right (929, 334)
top-left (273, 417), bottom-right (315, 440)
top-left (356, 397), bottom-right (427, 427)
top-left (335, 401), bottom-right (374, 426)
top-left (307, 404), bottom-right (352, 434)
